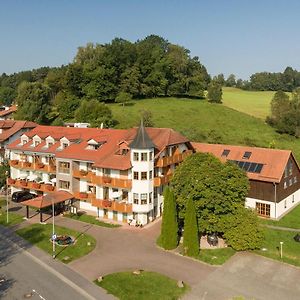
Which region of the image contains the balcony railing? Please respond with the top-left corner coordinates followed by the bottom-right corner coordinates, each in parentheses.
top-left (9, 160), bottom-right (56, 173)
top-left (91, 175), bottom-right (132, 189)
top-left (8, 178), bottom-right (56, 193)
top-left (91, 198), bottom-right (132, 213)
top-left (73, 169), bottom-right (94, 181)
top-left (153, 173), bottom-right (173, 187)
top-left (155, 150), bottom-right (193, 167)
top-left (73, 191), bottom-right (96, 201)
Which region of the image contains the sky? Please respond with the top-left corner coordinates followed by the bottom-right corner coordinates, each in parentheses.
top-left (1, 0), bottom-right (300, 79)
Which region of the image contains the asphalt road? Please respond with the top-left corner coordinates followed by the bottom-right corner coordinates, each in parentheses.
top-left (0, 228), bottom-right (113, 300)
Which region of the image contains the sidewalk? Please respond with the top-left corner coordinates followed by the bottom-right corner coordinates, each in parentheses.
top-left (0, 225), bottom-right (115, 300)
top-left (264, 224), bottom-right (300, 232)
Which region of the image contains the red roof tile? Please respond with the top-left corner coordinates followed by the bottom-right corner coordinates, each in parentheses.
top-left (192, 142), bottom-right (295, 183)
top-left (0, 120), bottom-right (37, 142)
top-left (0, 105), bottom-right (17, 117)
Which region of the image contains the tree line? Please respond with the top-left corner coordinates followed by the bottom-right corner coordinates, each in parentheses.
top-left (0, 35), bottom-right (211, 126)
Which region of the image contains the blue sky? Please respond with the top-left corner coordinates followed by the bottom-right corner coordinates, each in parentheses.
top-left (1, 0), bottom-right (300, 79)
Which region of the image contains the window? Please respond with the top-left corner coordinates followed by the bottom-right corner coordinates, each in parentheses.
top-left (141, 152), bottom-right (148, 161)
top-left (58, 161), bottom-right (70, 174)
top-left (133, 172), bottom-right (139, 180)
top-left (149, 192), bottom-right (152, 204)
top-left (284, 165), bottom-right (288, 178)
top-left (62, 143), bottom-right (68, 149)
top-left (289, 178), bottom-right (293, 186)
top-left (48, 142), bottom-right (54, 148)
top-left (292, 195), bottom-right (295, 203)
top-left (59, 180), bottom-right (70, 190)
top-left (141, 193), bottom-right (147, 204)
top-left (242, 151), bottom-right (252, 159)
top-left (289, 160), bottom-right (293, 176)
top-left (34, 140), bottom-right (40, 147)
top-left (284, 181), bottom-right (287, 189)
top-left (256, 202), bottom-right (270, 217)
top-left (149, 170), bottom-right (153, 179)
top-left (133, 152), bottom-right (139, 161)
top-left (154, 187), bottom-right (158, 199)
top-left (221, 149), bottom-right (230, 157)
top-left (149, 152), bottom-right (153, 161)
top-left (284, 200), bottom-right (287, 209)
top-left (141, 172), bottom-right (147, 180)
top-left (133, 193), bottom-right (139, 204)
top-left (294, 176), bottom-right (297, 184)
top-left (103, 168), bottom-right (111, 176)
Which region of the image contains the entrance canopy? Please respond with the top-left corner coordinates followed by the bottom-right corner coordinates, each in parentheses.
top-left (21, 191), bottom-right (73, 209)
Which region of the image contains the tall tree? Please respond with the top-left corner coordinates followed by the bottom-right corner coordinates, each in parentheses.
top-left (115, 91), bottom-right (132, 107)
top-left (160, 187), bottom-right (178, 250)
top-left (225, 74), bottom-right (236, 87)
top-left (75, 99), bottom-right (113, 128)
top-left (15, 82), bottom-right (52, 124)
top-left (183, 198), bottom-right (199, 257)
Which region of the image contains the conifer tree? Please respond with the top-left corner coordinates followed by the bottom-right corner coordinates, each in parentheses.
top-left (160, 187), bottom-right (178, 250)
top-left (183, 198), bottom-right (199, 257)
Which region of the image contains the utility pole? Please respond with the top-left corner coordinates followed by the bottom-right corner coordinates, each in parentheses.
top-left (52, 199), bottom-right (56, 258)
top-left (5, 171), bottom-right (9, 224)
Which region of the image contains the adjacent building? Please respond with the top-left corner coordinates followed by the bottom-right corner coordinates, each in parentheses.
top-left (7, 124), bottom-right (192, 225)
top-left (0, 105), bottom-right (17, 120)
top-left (192, 143), bottom-right (300, 219)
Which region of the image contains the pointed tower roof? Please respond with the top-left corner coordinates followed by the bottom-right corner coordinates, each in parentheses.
top-left (129, 120), bottom-right (156, 149)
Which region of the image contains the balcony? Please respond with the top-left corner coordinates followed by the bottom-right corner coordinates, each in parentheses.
top-left (155, 150), bottom-right (193, 167)
top-left (153, 173), bottom-right (173, 187)
top-left (9, 160), bottom-right (56, 173)
top-left (73, 169), bottom-right (94, 181)
top-left (91, 198), bottom-right (132, 213)
top-left (8, 178), bottom-right (56, 193)
top-left (73, 191), bottom-right (96, 201)
top-left (91, 175), bottom-right (132, 189)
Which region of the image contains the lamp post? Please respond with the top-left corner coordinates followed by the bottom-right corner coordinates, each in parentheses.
top-left (52, 199), bottom-right (56, 259)
top-left (280, 241), bottom-right (283, 259)
top-left (5, 171), bottom-right (9, 224)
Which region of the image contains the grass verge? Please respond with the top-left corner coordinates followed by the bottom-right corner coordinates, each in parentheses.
top-left (255, 228), bottom-right (300, 267)
top-left (95, 271), bottom-right (189, 300)
top-left (16, 223), bottom-right (96, 263)
top-left (197, 247), bottom-right (236, 265)
top-left (0, 200), bottom-right (24, 227)
top-left (64, 213), bottom-right (121, 228)
top-left (260, 204), bottom-right (300, 229)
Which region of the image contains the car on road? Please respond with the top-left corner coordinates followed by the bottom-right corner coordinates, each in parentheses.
top-left (11, 191), bottom-right (36, 203)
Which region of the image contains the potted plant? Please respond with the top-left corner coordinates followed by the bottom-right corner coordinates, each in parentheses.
top-left (7, 178), bottom-right (15, 185)
top-left (24, 161), bottom-right (32, 167)
top-left (20, 180), bottom-right (27, 187)
top-left (11, 160), bottom-right (18, 166)
top-left (32, 182), bottom-right (41, 189)
top-left (103, 176), bottom-right (112, 184)
top-left (37, 162), bottom-right (45, 169)
top-left (46, 185), bottom-right (54, 191)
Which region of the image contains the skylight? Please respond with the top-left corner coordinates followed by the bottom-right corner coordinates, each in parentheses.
top-left (243, 151), bottom-right (252, 159)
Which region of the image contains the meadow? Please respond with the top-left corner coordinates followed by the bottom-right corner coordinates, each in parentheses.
top-left (109, 97), bottom-right (300, 161)
top-left (222, 87), bottom-right (275, 119)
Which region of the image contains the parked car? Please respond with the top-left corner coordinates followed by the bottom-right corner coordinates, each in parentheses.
top-left (12, 191), bottom-right (36, 203)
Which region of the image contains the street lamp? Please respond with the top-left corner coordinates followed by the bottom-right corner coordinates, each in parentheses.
top-left (279, 241), bottom-right (284, 259)
top-left (5, 171), bottom-right (9, 224)
top-left (52, 199), bottom-right (56, 259)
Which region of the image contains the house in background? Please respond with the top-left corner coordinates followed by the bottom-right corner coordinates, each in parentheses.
top-left (0, 120), bottom-right (37, 163)
top-left (0, 105), bottom-right (17, 120)
top-left (6, 123), bottom-right (193, 225)
top-left (192, 143), bottom-right (300, 219)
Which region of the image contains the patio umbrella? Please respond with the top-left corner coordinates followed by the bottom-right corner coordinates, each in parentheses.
top-left (50, 178), bottom-right (57, 183)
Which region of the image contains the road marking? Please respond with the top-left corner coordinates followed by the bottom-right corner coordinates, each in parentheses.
top-left (32, 289), bottom-right (46, 300)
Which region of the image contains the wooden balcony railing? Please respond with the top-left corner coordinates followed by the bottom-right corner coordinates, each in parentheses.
top-left (7, 178), bottom-right (56, 193)
top-left (155, 150), bottom-right (193, 167)
top-left (91, 198), bottom-right (132, 213)
top-left (91, 175), bottom-right (132, 189)
top-left (153, 173), bottom-right (173, 187)
top-left (73, 169), bottom-right (94, 181)
top-left (9, 160), bottom-right (56, 173)
top-left (73, 191), bottom-right (96, 201)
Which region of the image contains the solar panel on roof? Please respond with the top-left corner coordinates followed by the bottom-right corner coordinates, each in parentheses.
top-left (254, 164), bottom-right (263, 173)
top-left (238, 161), bottom-right (245, 168)
top-left (248, 163), bottom-right (257, 172)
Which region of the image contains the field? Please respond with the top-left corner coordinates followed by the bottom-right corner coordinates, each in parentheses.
top-left (109, 97), bottom-right (300, 161)
top-left (222, 87), bottom-right (275, 119)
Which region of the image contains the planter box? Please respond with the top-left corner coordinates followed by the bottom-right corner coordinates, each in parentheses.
top-left (45, 184), bottom-right (54, 191)
top-left (11, 160), bottom-right (19, 166)
top-left (79, 170), bottom-right (88, 176)
top-left (20, 180), bottom-right (28, 187)
top-left (37, 163), bottom-right (45, 169)
top-left (24, 162), bottom-right (32, 167)
top-left (79, 192), bottom-right (88, 199)
top-left (32, 182), bottom-right (41, 189)
top-left (7, 178), bottom-right (15, 185)
top-left (103, 199), bottom-right (112, 207)
top-left (103, 177), bottom-right (112, 184)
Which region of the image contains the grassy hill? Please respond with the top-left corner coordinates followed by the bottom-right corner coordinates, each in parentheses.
top-left (222, 87), bottom-right (275, 119)
top-left (109, 97), bottom-right (300, 161)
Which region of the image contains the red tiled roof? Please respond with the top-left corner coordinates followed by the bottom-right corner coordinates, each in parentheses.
top-left (21, 191), bottom-right (73, 208)
top-left (0, 120), bottom-right (37, 142)
top-left (0, 105), bottom-right (17, 117)
top-left (7, 125), bottom-right (189, 170)
top-left (192, 142), bottom-right (294, 183)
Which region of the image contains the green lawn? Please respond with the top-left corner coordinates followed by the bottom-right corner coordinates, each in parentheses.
top-left (0, 199), bottom-right (24, 227)
top-left (222, 87), bottom-right (275, 119)
top-left (260, 204), bottom-right (300, 229)
top-left (255, 228), bottom-right (300, 267)
top-left (197, 247), bottom-right (236, 265)
top-left (95, 271), bottom-right (189, 300)
top-left (64, 213), bottom-right (121, 228)
top-left (16, 223), bottom-right (96, 263)
top-left (109, 97), bottom-right (300, 161)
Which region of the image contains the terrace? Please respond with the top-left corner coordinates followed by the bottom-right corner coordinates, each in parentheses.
top-left (91, 198), bottom-right (132, 213)
top-left (7, 178), bottom-right (56, 193)
top-left (155, 150), bottom-right (193, 167)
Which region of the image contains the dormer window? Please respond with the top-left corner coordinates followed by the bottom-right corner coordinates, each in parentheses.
top-left (62, 143), bottom-right (68, 149)
top-left (34, 140), bottom-right (40, 147)
top-left (86, 139), bottom-right (102, 150)
top-left (48, 142), bottom-right (54, 148)
top-left (21, 136), bottom-right (29, 145)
